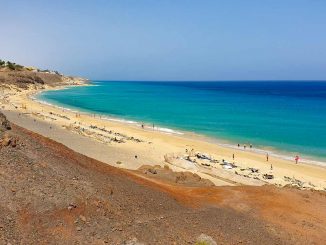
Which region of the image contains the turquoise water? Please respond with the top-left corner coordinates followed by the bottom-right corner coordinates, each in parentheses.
top-left (37, 81), bottom-right (326, 162)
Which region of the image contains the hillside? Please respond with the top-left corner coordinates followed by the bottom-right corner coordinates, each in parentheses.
top-left (0, 59), bottom-right (85, 89)
top-left (0, 112), bottom-right (326, 244)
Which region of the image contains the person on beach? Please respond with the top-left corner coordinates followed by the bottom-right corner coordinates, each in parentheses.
top-left (237, 143), bottom-right (240, 148)
top-left (244, 144), bottom-right (246, 150)
top-left (190, 148), bottom-right (194, 156)
top-left (250, 144), bottom-right (252, 149)
top-left (295, 155), bottom-right (300, 164)
top-left (270, 163), bottom-right (273, 170)
top-left (266, 153), bottom-right (269, 162)
top-left (141, 124), bottom-right (144, 129)
top-left (232, 153), bottom-right (235, 160)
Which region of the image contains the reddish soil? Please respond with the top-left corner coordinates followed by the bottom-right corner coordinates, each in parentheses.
top-left (0, 116), bottom-right (326, 244)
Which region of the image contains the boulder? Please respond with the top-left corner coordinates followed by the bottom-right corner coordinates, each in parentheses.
top-left (1, 133), bottom-right (11, 147)
top-left (0, 112), bottom-right (11, 131)
top-left (122, 238), bottom-right (145, 245)
top-left (196, 234), bottom-right (217, 245)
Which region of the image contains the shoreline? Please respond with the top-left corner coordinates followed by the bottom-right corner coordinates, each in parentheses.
top-left (2, 80), bottom-right (326, 190)
top-left (35, 87), bottom-right (326, 168)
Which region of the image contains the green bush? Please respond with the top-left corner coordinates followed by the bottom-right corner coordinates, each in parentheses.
top-left (5, 61), bottom-right (24, 70)
top-left (15, 64), bottom-right (24, 70)
top-left (7, 62), bottom-right (16, 70)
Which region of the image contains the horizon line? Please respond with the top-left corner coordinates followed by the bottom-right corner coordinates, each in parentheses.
top-left (90, 79), bottom-right (326, 82)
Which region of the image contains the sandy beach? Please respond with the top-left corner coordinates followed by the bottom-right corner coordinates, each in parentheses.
top-left (1, 83), bottom-right (326, 190)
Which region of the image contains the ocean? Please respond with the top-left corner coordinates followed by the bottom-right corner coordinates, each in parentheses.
top-left (37, 81), bottom-right (326, 162)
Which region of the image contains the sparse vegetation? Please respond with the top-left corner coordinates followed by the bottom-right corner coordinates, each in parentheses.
top-left (7, 61), bottom-right (16, 70)
top-left (195, 242), bottom-right (209, 245)
top-left (0, 60), bottom-right (65, 89)
top-left (0, 59), bottom-right (59, 74)
top-left (0, 59), bottom-right (24, 70)
top-left (164, 164), bottom-right (170, 170)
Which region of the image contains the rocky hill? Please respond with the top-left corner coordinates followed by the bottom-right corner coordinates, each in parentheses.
top-left (0, 59), bottom-right (86, 90)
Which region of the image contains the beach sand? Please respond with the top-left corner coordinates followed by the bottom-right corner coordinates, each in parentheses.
top-left (2, 84), bottom-right (326, 190)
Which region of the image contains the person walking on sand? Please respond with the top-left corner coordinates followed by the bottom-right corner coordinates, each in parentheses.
top-left (232, 153), bottom-right (235, 160)
top-left (295, 155), bottom-right (300, 164)
top-left (266, 153), bottom-right (269, 162)
top-left (270, 163), bottom-right (273, 170)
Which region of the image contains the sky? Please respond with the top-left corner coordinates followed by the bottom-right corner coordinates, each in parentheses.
top-left (1, 0), bottom-right (326, 81)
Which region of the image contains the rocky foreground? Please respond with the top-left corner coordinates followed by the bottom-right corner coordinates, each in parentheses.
top-left (1, 112), bottom-right (326, 245)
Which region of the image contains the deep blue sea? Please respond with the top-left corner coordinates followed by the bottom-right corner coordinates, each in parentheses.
top-left (37, 81), bottom-right (326, 162)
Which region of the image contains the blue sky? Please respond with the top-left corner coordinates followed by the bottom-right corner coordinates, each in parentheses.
top-left (1, 0), bottom-right (326, 80)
